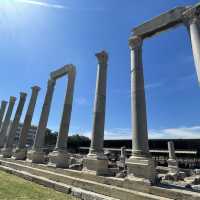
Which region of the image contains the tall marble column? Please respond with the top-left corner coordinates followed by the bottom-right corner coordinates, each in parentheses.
top-left (2, 92), bottom-right (27, 158)
top-left (48, 67), bottom-right (76, 168)
top-left (126, 35), bottom-right (156, 183)
top-left (27, 79), bottom-right (55, 163)
top-left (0, 96), bottom-right (16, 148)
top-left (83, 51), bottom-right (109, 175)
top-left (167, 141), bottom-right (178, 172)
top-left (0, 101), bottom-right (7, 129)
top-left (14, 86), bottom-right (40, 160)
top-left (183, 7), bottom-right (200, 83)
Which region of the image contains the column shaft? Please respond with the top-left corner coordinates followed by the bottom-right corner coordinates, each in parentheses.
top-left (188, 19), bottom-right (200, 82)
top-left (89, 51), bottom-right (108, 156)
top-left (183, 7), bottom-right (200, 82)
top-left (17, 86), bottom-right (40, 149)
top-left (0, 101), bottom-right (7, 129)
top-left (168, 141), bottom-right (176, 160)
top-left (0, 97), bottom-right (16, 148)
top-left (130, 36), bottom-right (149, 157)
top-left (4, 93), bottom-right (27, 150)
top-left (126, 36), bottom-right (156, 183)
top-left (55, 70), bottom-right (76, 150)
top-left (32, 79), bottom-right (55, 150)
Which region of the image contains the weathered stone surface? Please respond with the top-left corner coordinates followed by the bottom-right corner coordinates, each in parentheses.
top-left (84, 51), bottom-right (109, 174)
top-left (126, 35), bottom-right (156, 183)
top-left (0, 96), bottom-right (16, 148)
top-left (83, 156), bottom-right (109, 176)
top-left (0, 101), bottom-right (7, 129)
top-left (27, 149), bottom-right (46, 164)
top-left (48, 150), bottom-right (70, 168)
top-left (49, 65), bottom-right (76, 167)
top-left (2, 158), bottom-right (200, 200)
top-left (133, 7), bottom-right (187, 38)
top-left (28, 79), bottom-right (55, 163)
top-left (50, 64), bottom-right (75, 80)
top-left (15, 86), bottom-right (40, 160)
top-left (2, 92), bottom-right (27, 158)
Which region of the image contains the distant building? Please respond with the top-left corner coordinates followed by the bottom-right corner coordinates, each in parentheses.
top-left (13, 122), bottom-right (38, 147)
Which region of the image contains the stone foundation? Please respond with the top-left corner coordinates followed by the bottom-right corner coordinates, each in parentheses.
top-left (27, 149), bottom-right (46, 164)
top-left (48, 150), bottom-right (70, 168)
top-left (83, 155), bottom-right (109, 176)
top-left (13, 148), bottom-right (27, 160)
top-left (126, 156), bottom-right (156, 184)
top-left (1, 147), bottom-right (12, 158)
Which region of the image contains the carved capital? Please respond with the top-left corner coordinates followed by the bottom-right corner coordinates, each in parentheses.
top-left (95, 50), bottom-right (108, 65)
top-left (182, 6), bottom-right (200, 25)
top-left (31, 85), bottom-right (41, 92)
top-left (129, 35), bottom-right (142, 50)
top-left (1, 100), bottom-right (7, 105)
top-left (20, 92), bottom-right (27, 99)
top-left (10, 96), bottom-right (16, 103)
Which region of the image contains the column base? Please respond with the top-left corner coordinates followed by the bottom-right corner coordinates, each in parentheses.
top-left (83, 154), bottom-right (109, 176)
top-left (26, 149), bottom-right (46, 164)
top-left (12, 148), bottom-right (27, 160)
top-left (167, 159), bottom-right (179, 173)
top-left (126, 156), bottom-right (156, 184)
top-left (1, 147), bottom-right (13, 158)
top-left (48, 150), bottom-right (70, 168)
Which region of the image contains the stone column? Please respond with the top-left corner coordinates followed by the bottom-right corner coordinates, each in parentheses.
top-left (0, 97), bottom-right (16, 148)
top-left (126, 35), bottom-right (156, 183)
top-left (27, 79), bottom-right (55, 163)
top-left (83, 51), bottom-right (109, 175)
top-left (0, 101), bottom-right (7, 129)
top-left (120, 146), bottom-right (126, 164)
top-left (167, 141), bottom-right (178, 172)
top-left (2, 92), bottom-right (27, 158)
top-left (14, 86), bottom-right (40, 160)
top-left (48, 67), bottom-right (76, 168)
top-left (183, 7), bottom-right (200, 82)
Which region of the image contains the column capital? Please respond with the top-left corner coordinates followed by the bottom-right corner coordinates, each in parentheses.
top-left (182, 6), bottom-right (200, 25)
top-left (20, 92), bottom-right (27, 99)
top-left (31, 85), bottom-right (41, 92)
top-left (95, 50), bottom-right (108, 65)
top-left (1, 100), bottom-right (7, 105)
top-left (129, 35), bottom-right (142, 50)
top-left (10, 96), bottom-right (17, 103)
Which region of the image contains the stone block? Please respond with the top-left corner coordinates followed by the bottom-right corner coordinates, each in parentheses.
top-left (167, 159), bottom-right (179, 173)
top-left (48, 150), bottom-right (70, 168)
top-left (83, 156), bottom-right (109, 176)
top-left (126, 156), bottom-right (156, 184)
top-left (2, 147), bottom-right (12, 158)
top-left (27, 149), bottom-right (46, 164)
top-left (13, 148), bottom-right (27, 160)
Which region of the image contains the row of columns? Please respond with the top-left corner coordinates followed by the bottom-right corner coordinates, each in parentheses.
top-left (0, 7), bottom-right (199, 182)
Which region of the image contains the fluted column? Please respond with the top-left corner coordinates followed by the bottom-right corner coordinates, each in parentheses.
top-left (0, 97), bottom-right (16, 148)
top-left (2, 92), bottom-right (27, 158)
top-left (27, 79), bottom-right (55, 163)
top-left (83, 51), bottom-right (109, 175)
top-left (89, 51), bottom-right (108, 157)
top-left (14, 86), bottom-right (40, 160)
top-left (183, 7), bottom-right (200, 82)
top-left (48, 66), bottom-right (76, 168)
top-left (0, 101), bottom-right (7, 129)
top-left (126, 35), bottom-right (156, 183)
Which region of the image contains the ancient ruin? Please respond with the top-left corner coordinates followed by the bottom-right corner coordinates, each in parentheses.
top-left (0, 2), bottom-right (200, 200)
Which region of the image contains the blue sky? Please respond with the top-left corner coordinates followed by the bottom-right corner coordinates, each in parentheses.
top-left (0, 0), bottom-right (200, 139)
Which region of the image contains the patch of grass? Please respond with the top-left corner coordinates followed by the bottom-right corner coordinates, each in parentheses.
top-left (0, 170), bottom-right (77, 200)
